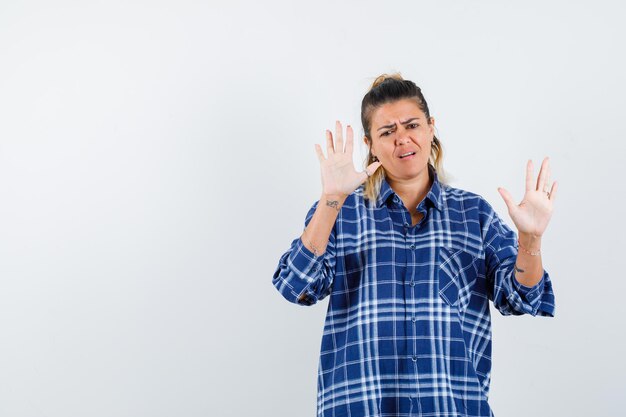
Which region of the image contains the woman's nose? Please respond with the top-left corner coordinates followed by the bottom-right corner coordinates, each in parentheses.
top-left (395, 130), bottom-right (409, 145)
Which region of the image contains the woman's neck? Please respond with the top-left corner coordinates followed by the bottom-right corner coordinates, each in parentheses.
top-left (387, 168), bottom-right (433, 212)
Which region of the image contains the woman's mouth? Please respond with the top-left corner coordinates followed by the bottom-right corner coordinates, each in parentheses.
top-left (399, 151), bottom-right (416, 159)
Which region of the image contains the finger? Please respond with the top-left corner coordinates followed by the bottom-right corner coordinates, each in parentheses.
top-left (314, 144), bottom-right (325, 162)
top-left (366, 161), bottom-right (382, 175)
top-left (361, 161), bottom-right (382, 182)
top-left (525, 159), bottom-right (534, 192)
top-left (536, 157), bottom-right (549, 191)
top-left (335, 120), bottom-right (344, 153)
top-left (543, 161), bottom-right (551, 193)
top-left (345, 125), bottom-right (354, 155)
top-left (326, 129), bottom-right (334, 155)
top-left (548, 180), bottom-right (558, 203)
top-left (497, 187), bottom-right (517, 214)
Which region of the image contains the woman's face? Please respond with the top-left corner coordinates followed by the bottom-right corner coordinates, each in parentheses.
top-left (365, 98), bottom-right (435, 183)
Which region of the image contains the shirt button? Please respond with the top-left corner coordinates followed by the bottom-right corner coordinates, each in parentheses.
top-left (311, 267), bottom-right (318, 272)
top-left (409, 244), bottom-right (416, 250)
top-left (411, 356), bottom-right (417, 362)
top-left (404, 222), bottom-right (410, 228)
top-left (410, 281), bottom-right (415, 287)
top-left (411, 317), bottom-right (417, 322)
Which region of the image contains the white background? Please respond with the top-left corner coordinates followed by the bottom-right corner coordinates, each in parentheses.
top-left (1, 1), bottom-right (624, 416)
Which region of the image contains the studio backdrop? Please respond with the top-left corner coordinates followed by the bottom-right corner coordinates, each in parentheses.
top-left (0, 1), bottom-right (624, 416)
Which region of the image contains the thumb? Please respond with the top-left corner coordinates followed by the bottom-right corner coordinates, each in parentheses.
top-left (359, 161), bottom-right (382, 184)
top-left (497, 187), bottom-right (517, 214)
top-left (366, 161), bottom-right (382, 176)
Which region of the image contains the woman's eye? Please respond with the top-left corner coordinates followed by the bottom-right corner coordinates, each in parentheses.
top-left (381, 130), bottom-right (393, 137)
top-left (408, 123), bottom-right (419, 129)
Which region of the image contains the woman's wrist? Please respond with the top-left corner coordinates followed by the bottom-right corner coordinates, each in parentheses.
top-left (321, 193), bottom-right (348, 211)
top-left (518, 232), bottom-right (542, 253)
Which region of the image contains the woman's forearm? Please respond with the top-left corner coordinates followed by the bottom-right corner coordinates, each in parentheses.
top-left (300, 194), bottom-right (346, 256)
top-left (513, 232), bottom-right (543, 287)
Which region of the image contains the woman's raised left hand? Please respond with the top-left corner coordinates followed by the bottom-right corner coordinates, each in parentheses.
top-left (497, 157), bottom-right (558, 238)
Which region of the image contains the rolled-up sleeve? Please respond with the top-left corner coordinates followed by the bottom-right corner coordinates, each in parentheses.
top-left (272, 202), bottom-right (337, 306)
top-left (483, 208), bottom-right (555, 317)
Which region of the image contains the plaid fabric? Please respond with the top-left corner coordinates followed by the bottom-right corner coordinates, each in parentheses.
top-left (273, 166), bottom-right (555, 417)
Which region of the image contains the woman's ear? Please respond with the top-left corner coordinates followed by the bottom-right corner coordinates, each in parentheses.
top-left (364, 136), bottom-right (375, 158)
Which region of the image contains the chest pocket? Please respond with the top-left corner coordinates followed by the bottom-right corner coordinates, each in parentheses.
top-left (438, 246), bottom-right (482, 309)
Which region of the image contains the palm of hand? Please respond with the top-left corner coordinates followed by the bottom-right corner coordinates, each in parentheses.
top-left (497, 158), bottom-right (558, 237)
top-left (316, 121), bottom-right (381, 197)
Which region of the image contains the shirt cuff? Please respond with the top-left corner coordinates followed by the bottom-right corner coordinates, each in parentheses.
top-left (275, 238), bottom-right (326, 304)
top-left (290, 238), bottom-right (325, 278)
top-left (508, 269), bottom-right (556, 316)
top-left (512, 272), bottom-right (546, 305)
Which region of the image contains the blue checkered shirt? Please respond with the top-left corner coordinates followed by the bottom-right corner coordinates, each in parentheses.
top-left (273, 166), bottom-right (555, 417)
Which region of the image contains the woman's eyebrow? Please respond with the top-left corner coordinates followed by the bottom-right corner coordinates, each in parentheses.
top-left (377, 117), bottom-right (420, 131)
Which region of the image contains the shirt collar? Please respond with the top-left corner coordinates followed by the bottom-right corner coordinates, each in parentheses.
top-left (376, 164), bottom-right (444, 212)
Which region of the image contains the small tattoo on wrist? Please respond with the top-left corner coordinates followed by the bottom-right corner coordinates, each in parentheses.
top-left (514, 264), bottom-right (526, 274)
top-left (326, 200), bottom-right (340, 211)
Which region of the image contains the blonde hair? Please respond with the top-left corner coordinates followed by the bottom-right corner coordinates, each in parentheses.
top-left (361, 73), bottom-right (447, 201)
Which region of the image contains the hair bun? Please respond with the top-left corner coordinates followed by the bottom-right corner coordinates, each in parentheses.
top-left (371, 72), bottom-right (404, 89)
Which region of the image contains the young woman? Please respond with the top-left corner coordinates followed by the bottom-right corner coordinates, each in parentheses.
top-left (273, 74), bottom-right (557, 417)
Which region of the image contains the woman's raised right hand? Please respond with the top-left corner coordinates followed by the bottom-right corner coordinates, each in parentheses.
top-left (315, 121), bottom-right (382, 198)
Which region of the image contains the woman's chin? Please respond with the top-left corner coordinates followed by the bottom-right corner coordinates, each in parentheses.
top-left (388, 164), bottom-right (429, 181)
